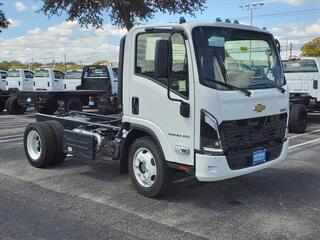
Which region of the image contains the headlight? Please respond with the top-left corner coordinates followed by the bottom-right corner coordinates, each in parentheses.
top-left (200, 110), bottom-right (223, 154)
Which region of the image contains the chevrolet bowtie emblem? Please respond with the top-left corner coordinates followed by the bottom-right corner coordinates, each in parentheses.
top-left (253, 104), bottom-right (266, 112)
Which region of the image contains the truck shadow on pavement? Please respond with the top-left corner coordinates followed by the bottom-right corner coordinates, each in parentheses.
top-left (52, 154), bottom-right (319, 213)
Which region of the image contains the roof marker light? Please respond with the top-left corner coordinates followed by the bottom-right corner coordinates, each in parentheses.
top-left (179, 17), bottom-right (186, 24)
top-left (216, 17), bottom-right (222, 22)
top-left (225, 18), bottom-right (231, 23)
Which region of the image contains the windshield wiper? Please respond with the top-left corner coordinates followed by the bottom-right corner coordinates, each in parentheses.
top-left (202, 77), bottom-right (252, 97)
top-left (249, 82), bottom-right (286, 94)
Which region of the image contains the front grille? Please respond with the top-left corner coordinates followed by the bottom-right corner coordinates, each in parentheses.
top-left (219, 113), bottom-right (287, 170)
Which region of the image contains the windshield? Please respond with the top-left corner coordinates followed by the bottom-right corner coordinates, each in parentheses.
top-left (192, 27), bottom-right (284, 90)
top-left (282, 59), bottom-right (318, 73)
top-left (65, 71), bottom-right (82, 79)
top-left (7, 70), bottom-right (20, 78)
top-left (112, 67), bottom-right (118, 78)
top-left (35, 70), bottom-right (49, 78)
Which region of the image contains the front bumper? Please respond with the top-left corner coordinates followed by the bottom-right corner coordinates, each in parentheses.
top-left (195, 139), bottom-right (289, 182)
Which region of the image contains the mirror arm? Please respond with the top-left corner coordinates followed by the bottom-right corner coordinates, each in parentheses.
top-left (166, 32), bottom-right (190, 118)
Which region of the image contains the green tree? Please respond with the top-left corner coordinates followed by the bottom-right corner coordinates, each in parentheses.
top-left (0, 2), bottom-right (10, 32)
top-left (0, 61), bottom-right (9, 70)
top-left (39, 0), bottom-right (206, 30)
top-left (301, 38), bottom-right (320, 57)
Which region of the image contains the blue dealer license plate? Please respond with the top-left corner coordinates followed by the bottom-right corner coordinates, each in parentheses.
top-left (252, 149), bottom-right (266, 165)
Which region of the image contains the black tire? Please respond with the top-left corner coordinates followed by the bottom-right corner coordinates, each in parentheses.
top-left (65, 98), bottom-right (83, 112)
top-left (24, 122), bottom-right (57, 168)
top-left (46, 120), bottom-right (66, 165)
top-left (6, 95), bottom-right (26, 115)
top-left (289, 104), bottom-right (308, 133)
top-left (128, 136), bottom-right (172, 198)
top-left (5, 96), bottom-right (14, 114)
top-left (4, 98), bottom-right (9, 111)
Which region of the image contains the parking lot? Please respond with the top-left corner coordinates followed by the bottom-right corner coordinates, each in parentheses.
top-left (0, 110), bottom-right (319, 240)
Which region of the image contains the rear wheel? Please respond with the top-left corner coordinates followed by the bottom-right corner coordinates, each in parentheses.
top-left (46, 120), bottom-right (66, 165)
top-left (0, 103), bottom-right (4, 112)
top-left (128, 137), bottom-right (172, 198)
top-left (6, 95), bottom-right (27, 115)
top-left (289, 104), bottom-right (308, 133)
top-left (5, 97), bottom-right (10, 112)
top-left (24, 122), bottom-right (56, 168)
top-left (65, 98), bottom-right (83, 112)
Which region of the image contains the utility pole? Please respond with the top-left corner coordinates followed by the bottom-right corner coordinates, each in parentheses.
top-left (285, 38), bottom-right (288, 59)
top-left (64, 54), bottom-right (67, 72)
top-left (289, 43), bottom-right (293, 59)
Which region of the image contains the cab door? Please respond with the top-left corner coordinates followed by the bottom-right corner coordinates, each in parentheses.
top-left (128, 30), bottom-right (195, 166)
top-left (53, 70), bottom-right (65, 91)
top-left (23, 70), bottom-right (34, 91)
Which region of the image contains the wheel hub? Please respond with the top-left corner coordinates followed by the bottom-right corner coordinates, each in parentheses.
top-left (133, 148), bottom-right (157, 188)
top-left (26, 130), bottom-right (42, 161)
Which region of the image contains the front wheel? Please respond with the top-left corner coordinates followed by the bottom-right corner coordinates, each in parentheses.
top-left (128, 137), bottom-right (172, 198)
top-left (65, 98), bottom-right (83, 112)
top-left (6, 95), bottom-right (26, 115)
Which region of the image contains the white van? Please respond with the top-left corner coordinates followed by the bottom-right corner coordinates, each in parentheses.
top-left (64, 69), bottom-right (82, 91)
top-left (33, 68), bottom-right (65, 91)
top-left (283, 57), bottom-right (320, 108)
top-left (0, 70), bottom-right (7, 91)
top-left (6, 69), bottom-right (34, 91)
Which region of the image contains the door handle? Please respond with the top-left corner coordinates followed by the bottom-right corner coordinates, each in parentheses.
top-left (132, 97), bottom-right (139, 115)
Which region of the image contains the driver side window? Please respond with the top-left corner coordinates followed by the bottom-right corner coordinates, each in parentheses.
top-left (135, 32), bottom-right (189, 98)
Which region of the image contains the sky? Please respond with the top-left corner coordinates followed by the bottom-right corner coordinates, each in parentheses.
top-left (0, 0), bottom-right (319, 64)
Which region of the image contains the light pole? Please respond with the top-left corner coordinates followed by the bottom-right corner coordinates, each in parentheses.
top-left (239, 1), bottom-right (265, 64)
top-left (239, 1), bottom-right (265, 26)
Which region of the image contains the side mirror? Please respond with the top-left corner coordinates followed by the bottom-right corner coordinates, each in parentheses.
top-left (154, 39), bottom-right (172, 79)
top-left (154, 38), bottom-right (190, 118)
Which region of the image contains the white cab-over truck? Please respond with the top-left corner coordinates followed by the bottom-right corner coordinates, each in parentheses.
top-left (23, 20), bottom-right (289, 197)
top-left (6, 69), bottom-right (34, 91)
top-left (282, 57), bottom-right (320, 133)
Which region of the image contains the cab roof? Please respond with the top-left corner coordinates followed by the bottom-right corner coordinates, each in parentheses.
top-left (130, 20), bottom-right (271, 35)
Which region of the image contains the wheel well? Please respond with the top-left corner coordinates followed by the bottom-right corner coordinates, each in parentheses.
top-left (119, 128), bottom-right (162, 174)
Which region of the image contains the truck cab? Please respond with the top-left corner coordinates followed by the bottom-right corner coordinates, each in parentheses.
top-left (6, 69), bottom-right (34, 91)
top-left (120, 21), bottom-right (289, 183)
top-left (33, 68), bottom-right (65, 91)
top-left (283, 57), bottom-right (320, 108)
top-left (64, 69), bottom-right (83, 91)
top-left (23, 20), bottom-right (289, 197)
top-left (0, 70), bottom-right (7, 91)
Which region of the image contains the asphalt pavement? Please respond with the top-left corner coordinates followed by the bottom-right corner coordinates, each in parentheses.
top-left (0, 110), bottom-right (319, 240)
